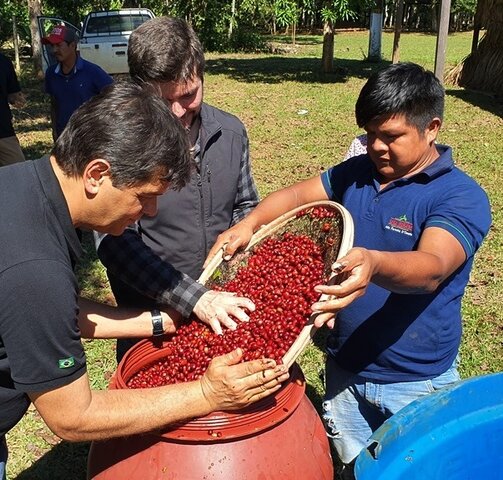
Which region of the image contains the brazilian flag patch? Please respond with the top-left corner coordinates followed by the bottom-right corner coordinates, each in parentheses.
top-left (58, 357), bottom-right (75, 369)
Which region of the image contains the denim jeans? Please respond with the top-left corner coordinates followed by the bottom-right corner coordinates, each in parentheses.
top-left (322, 356), bottom-right (460, 469)
top-left (0, 435), bottom-right (7, 480)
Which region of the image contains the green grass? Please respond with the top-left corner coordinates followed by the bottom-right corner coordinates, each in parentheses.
top-left (5, 30), bottom-right (503, 479)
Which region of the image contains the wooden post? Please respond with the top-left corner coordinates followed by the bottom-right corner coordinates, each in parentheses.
top-left (392, 0), bottom-right (405, 63)
top-left (13, 15), bottom-right (21, 72)
top-left (434, 0), bottom-right (452, 82)
top-left (471, 0), bottom-right (483, 55)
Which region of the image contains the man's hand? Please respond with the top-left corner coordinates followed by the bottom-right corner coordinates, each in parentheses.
top-left (193, 290), bottom-right (255, 335)
top-left (204, 221), bottom-right (255, 268)
top-left (310, 233), bottom-right (465, 327)
top-left (310, 248), bottom-right (375, 327)
top-left (160, 307), bottom-right (182, 335)
top-left (199, 348), bottom-right (289, 411)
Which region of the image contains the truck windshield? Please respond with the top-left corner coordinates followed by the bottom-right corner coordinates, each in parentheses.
top-left (86, 13), bottom-right (151, 34)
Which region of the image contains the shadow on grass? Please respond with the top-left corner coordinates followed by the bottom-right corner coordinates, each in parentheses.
top-left (305, 327), bottom-right (330, 416)
top-left (22, 140), bottom-right (52, 161)
top-left (306, 382), bottom-right (325, 417)
top-left (15, 118), bottom-right (52, 134)
top-left (446, 88), bottom-right (503, 119)
top-left (207, 57), bottom-right (390, 84)
top-left (268, 35), bottom-right (325, 46)
top-left (14, 442), bottom-right (89, 480)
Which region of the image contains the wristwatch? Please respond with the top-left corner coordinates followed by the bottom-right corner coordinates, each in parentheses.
top-left (151, 309), bottom-right (164, 337)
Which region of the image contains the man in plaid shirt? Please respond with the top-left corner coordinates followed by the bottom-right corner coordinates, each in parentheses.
top-left (95, 17), bottom-right (260, 361)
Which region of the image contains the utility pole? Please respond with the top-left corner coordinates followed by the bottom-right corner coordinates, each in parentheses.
top-left (434, 0), bottom-right (452, 82)
top-left (392, 0), bottom-right (405, 63)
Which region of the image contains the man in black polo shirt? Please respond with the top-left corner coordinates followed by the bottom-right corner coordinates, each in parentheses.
top-left (0, 82), bottom-right (287, 478)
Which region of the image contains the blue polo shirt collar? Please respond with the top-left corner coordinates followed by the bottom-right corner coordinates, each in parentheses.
top-left (54, 55), bottom-right (84, 77)
top-left (420, 144), bottom-right (453, 178)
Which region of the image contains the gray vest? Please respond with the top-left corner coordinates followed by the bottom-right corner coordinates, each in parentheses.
top-left (139, 103), bottom-right (247, 280)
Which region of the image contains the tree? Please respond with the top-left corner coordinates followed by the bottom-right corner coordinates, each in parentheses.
top-left (27, 0), bottom-right (43, 78)
top-left (274, 0), bottom-right (299, 44)
top-left (448, 0), bottom-right (503, 95)
top-left (1, 1), bottom-right (29, 47)
top-left (320, 0), bottom-right (357, 73)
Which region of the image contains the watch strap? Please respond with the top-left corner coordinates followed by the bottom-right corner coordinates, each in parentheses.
top-left (151, 309), bottom-right (164, 337)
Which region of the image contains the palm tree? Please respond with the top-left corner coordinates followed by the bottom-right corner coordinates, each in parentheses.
top-left (447, 0), bottom-right (503, 95)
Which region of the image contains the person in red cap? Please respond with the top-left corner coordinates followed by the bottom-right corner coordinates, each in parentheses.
top-left (42, 25), bottom-right (113, 140)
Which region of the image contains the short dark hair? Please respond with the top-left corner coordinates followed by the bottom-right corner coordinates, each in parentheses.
top-left (52, 81), bottom-right (192, 190)
top-left (355, 62), bottom-right (444, 131)
top-left (128, 17), bottom-right (205, 84)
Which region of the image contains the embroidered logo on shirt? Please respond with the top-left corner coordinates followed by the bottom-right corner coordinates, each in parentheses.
top-left (58, 357), bottom-right (75, 369)
top-left (385, 214), bottom-right (413, 236)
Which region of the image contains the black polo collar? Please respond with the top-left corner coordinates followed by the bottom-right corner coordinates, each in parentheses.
top-left (33, 156), bottom-right (83, 264)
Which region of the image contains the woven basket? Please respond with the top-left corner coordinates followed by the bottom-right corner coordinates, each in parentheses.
top-left (199, 200), bottom-right (354, 368)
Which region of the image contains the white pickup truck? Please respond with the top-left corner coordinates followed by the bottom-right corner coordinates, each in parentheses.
top-left (38, 9), bottom-right (154, 74)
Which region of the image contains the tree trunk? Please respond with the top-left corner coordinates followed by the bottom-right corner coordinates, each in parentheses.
top-left (321, 20), bottom-right (334, 73)
top-left (471, 0), bottom-right (484, 54)
top-left (458, 0), bottom-right (503, 95)
top-left (28, 0), bottom-right (43, 78)
top-left (13, 15), bottom-right (21, 72)
top-left (431, 1), bottom-right (438, 32)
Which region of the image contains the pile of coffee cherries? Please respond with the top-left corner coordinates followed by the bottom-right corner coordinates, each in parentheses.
top-left (127, 210), bottom-right (333, 389)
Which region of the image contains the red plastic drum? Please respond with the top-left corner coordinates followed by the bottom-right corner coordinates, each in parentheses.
top-left (87, 339), bottom-right (333, 479)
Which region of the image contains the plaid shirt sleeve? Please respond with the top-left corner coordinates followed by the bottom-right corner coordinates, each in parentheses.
top-left (231, 130), bottom-right (260, 225)
top-left (95, 228), bottom-right (207, 317)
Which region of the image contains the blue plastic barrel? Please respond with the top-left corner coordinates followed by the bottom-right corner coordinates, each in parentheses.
top-left (355, 372), bottom-right (503, 480)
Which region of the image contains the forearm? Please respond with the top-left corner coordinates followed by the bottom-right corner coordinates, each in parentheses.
top-left (368, 250), bottom-right (451, 293)
top-left (242, 176), bottom-right (328, 232)
top-left (241, 187), bottom-right (301, 232)
top-left (368, 227), bottom-right (467, 293)
top-left (313, 229), bottom-right (468, 321)
top-left (78, 297), bottom-right (176, 339)
top-left (32, 374), bottom-right (210, 441)
top-left (232, 197), bottom-right (259, 225)
top-left (78, 383), bottom-right (210, 440)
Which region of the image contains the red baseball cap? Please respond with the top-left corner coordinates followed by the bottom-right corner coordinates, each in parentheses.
top-left (41, 25), bottom-right (78, 45)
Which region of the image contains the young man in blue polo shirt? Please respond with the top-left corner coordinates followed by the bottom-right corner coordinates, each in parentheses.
top-left (206, 62), bottom-right (492, 479)
top-left (42, 25), bottom-right (113, 140)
